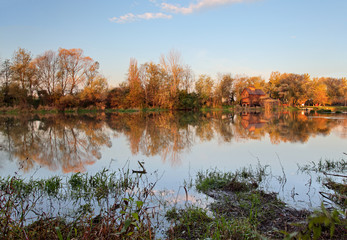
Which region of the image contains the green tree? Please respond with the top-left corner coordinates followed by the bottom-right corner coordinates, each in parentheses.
top-left (177, 90), bottom-right (200, 110)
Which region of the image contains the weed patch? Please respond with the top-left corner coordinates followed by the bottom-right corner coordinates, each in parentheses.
top-left (165, 206), bottom-right (258, 240)
top-left (0, 167), bottom-right (159, 239)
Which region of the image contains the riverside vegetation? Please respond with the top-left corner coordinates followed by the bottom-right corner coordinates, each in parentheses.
top-left (0, 166), bottom-right (161, 239)
top-left (1, 48), bottom-right (347, 112)
top-left (1, 158), bottom-right (346, 239)
top-left (166, 160), bottom-right (347, 240)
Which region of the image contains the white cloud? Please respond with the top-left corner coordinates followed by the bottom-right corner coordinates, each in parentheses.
top-left (162, 0), bottom-right (257, 14)
top-left (109, 12), bottom-right (172, 23)
top-left (110, 0), bottom-right (257, 23)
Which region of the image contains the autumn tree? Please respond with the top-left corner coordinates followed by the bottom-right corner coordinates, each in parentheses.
top-left (160, 50), bottom-right (184, 108)
top-left (10, 48), bottom-right (36, 104)
top-left (106, 82), bottom-right (130, 109)
top-left (58, 48), bottom-right (93, 96)
top-left (195, 74), bottom-right (214, 107)
top-left (79, 59), bottom-right (109, 108)
top-left (85, 61), bottom-right (100, 87)
top-left (307, 78), bottom-right (329, 106)
top-left (214, 73), bottom-right (234, 106)
top-left (267, 72), bottom-right (310, 105)
top-left (267, 71), bottom-right (282, 99)
top-left (127, 58), bottom-right (144, 108)
top-left (323, 77), bottom-right (347, 105)
top-left (80, 75), bottom-right (108, 108)
top-left (32, 50), bottom-right (60, 104)
top-left (141, 62), bottom-right (164, 108)
top-left (180, 64), bottom-right (194, 93)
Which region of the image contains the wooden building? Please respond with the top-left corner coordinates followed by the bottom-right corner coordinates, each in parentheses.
top-left (240, 86), bottom-right (266, 107)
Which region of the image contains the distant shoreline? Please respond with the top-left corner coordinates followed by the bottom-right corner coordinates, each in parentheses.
top-left (0, 105), bottom-right (347, 115)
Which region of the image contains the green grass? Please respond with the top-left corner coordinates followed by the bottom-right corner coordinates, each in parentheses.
top-left (165, 206), bottom-right (258, 240)
top-left (298, 159), bottom-right (347, 174)
top-left (195, 164), bottom-right (268, 193)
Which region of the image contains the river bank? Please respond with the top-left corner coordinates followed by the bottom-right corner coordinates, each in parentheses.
top-left (1, 159), bottom-right (346, 239)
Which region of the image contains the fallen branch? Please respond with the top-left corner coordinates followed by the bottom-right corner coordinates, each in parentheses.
top-left (322, 171), bottom-right (347, 178)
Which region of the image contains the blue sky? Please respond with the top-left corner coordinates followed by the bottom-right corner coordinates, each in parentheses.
top-left (0, 0), bottom-right (346, 87)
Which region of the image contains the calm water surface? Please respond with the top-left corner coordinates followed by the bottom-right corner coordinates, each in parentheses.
top-left (0, 111), bottom-right (346, 209)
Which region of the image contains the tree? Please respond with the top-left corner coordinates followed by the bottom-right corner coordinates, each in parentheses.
top-left (58, 48), bottom-right (93, 95)
top-left (0, 59), bottom-right (13, 106)
top-left (85, 61), bottom-right (100, 87)
top-left (127, 58), bottom-right (144, 108)
top-left (195, 74), bottom-right (214, 107)
top-left (307, 78), bottom-right (329, 106)
top-left (177, 90), bottom-right (200, 109)
top-left (323, 77), bottom-right (347, 105)
top-left (267, 72), bottom-right (310, 105)
top-left (10, 48), bottom-right (36, 104)
top-left (160, 49), bottom-right (184, 108)
top-left (80, 75), bottom-right (108, 108)
top-left (180, 64), bottom-right (194, 93)
top-left (106, 82), bottom-right (130, 109)
top-left (141, 62), bottom-right (164, 108)
top-left (0, 59), bottom-right (12, 88)
top-left (267, 71), bottom-right (282, 99)
top-left (215, 73), bottom-right (234, 105)
top-left (32, 50), bottom-right (60, 104)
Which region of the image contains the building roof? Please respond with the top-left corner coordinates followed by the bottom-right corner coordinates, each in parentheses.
top-left (244, 88), bottom-right (266, 95)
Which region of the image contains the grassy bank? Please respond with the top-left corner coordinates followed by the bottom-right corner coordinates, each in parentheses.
top-left (1, 161), bottom-right (346, 239)
top-left (166, 161), bottom-right (347, 240)
top-left (0, 168), bottom-right (160, 239)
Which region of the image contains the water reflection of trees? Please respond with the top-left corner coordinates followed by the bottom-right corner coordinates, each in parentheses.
top-left (0, 114), bottom-right (111, 173)
top-left (106, 112), bottom-right (197, 165)
top-left (0, 112), bottom-right (346, 172)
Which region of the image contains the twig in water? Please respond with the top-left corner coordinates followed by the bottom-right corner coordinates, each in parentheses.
top-left (132, 161), bottom-right (147, 174)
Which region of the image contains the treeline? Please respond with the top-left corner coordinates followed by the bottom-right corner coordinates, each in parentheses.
top-left (1, 48), bottom-right (346, 110)
top-left (0, 48), bottom-right (108, 109)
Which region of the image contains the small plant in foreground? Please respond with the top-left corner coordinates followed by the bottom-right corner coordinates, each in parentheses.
top-left (165, 206), bottom-right (258, 240)
top-left (284, 204), bottom-right (347, 240)
top-left (195, 164), bottom-right (268, 193)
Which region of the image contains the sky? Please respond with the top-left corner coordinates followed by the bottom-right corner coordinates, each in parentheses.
top-left (0, 0), bottom-right (346, 87)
